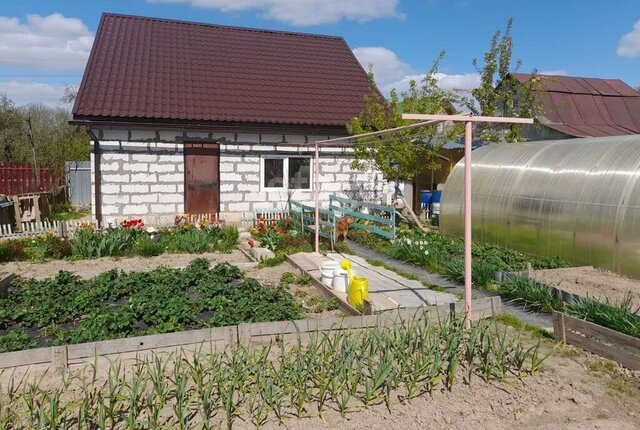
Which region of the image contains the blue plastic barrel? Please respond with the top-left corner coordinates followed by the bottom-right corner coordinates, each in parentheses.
top-left (420, 190), bottom-right (432, 205)
top-left (431, 190), bottom-right (442, 203)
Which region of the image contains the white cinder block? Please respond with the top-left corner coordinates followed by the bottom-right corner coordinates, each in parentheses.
top-left (102, 194), bottom-right (130, 204)
top-left (122, 163), bottom-right (149, 172)
top-left (213, 133), bottom-right (235, 141)
top-left (236, 164), bottom-right (259, 172)
top-left (131, 173), bottom-right (157, 183)
top-left (319, 174), bottom-right (335, 182)
top-left (102, 205), bottom-right (119, 216)
top-left (220, 183), bottom-right (234, 192)
top-left (102, 129), bottom-right (128, 140)
top-left (176, 184), bottom-right (184, 193)
top-left (219, 163), bottom-right (235, 172)
top-left (130, 130), bottom-right (157, 141)
top-left (237, 133), bottom-right (260, 143)
top-left (222, 173), bottom-right (242, 182)
top-left (228, 202), bottom-right (251, 211)
top-left (221, 155), bottom-right (244, 163)
top-left (221, 193), bottom-right (243, 203)
top-left (150, 184), bottom-right (176, 193)
top-left (101, 184), bottom-right (120, 194)
top-left (158, 194), bottom-right (183, 203)
top-left (244, 192), bottom-right (267, 201)
top-left (131, 154), bottom-right (158, 163)
top-left (158, 130), bottom-right (183, 141)
top-left (123, 204), bottom-right (149, 215)
top-left (121, 184), bottom-right (149, 193)
top-left (320, 162), bottom-right (341, 173)
top-left (149, 164), bottom-right (176, 173)
top-left (150, 203), bottom-right (176, 214)
top-left (102, 174), bottom-right (129, 183)
top-left (251, 201), bottom-right (276, 210)
top-left (261, 134), bottom-right (283, 143)
top-left (131, 194), bottom-right (159, 203)
top-left (322, 182), bottom-right (343, 192)
top-left (158, 173), bottom-right (183, 183)
top-left (245, 174), bottom-right (259, 182)
top-left (101, 162), bottom-right (120, 171)
top-left (237, 183), bottom-right (260, 192)
top-left (101, 153), bottom-right (129, 162)
top-left (335, 173), bottom-right (350, 182)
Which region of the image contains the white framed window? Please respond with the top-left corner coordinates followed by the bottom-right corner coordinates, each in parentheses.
top-left (261, 156), bottom-right (312, 191)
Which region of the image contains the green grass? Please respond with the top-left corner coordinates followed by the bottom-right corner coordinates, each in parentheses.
top-left (500, 275), bottom-right (564, 312)
top-left (49, 208), bottom-right (90, 221)
top-left (492, 313), bottom-right (553, 339)
top-left (566, 295), bottom-right (640, 338)
top-left (365, 258), bottom-right (420, 281)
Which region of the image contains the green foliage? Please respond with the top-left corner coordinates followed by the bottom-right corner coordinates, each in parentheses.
top-left (70, 227), bottom-right (143, 258)
top-left (280, 272), bottom-right (297, 284)
top-left (0, 329), bottom-right (33, 352)
top-left (348, 52), bottom-right (469, 182)
top-left (471, 18), bottom-right (544, 143)
top-left (0, 316), bottom-right (552, 428)
top-left (24, 233), bottom-right (71, 261)
top-left (0, 238), bottom-right (27, 262)
top-left (567, 295), bottom-right (640, 339)
top-left (258, 229), bottom-right (281, 252)
top-left (306, 296), bottom-right (340, 313)
top-left (133, 235), bottom-right (164, 257)
top-left (50, 203), bottom-right (89, 221)
top-left (500, 276), bottom-right (564, 312)
top-left (0, 259), bottom-right (301, 352)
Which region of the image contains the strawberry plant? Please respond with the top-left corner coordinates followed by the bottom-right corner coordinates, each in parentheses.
top-left (0, 258), bottom-right (301, 352)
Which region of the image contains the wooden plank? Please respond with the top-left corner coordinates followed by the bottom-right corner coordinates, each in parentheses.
top-left (564, 330), bottom-right (640, 371)
top-left (68, 326), bottom-right (236, 360)
top-left (0, 346), bottom-right (54, 369)
top-left (556, 312), bottom-right (640, 355)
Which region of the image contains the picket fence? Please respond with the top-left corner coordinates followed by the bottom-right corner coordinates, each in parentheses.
top-left (0, 220), bottom-right (98, 239)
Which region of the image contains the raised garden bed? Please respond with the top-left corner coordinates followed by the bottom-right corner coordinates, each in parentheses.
top-left (0, 223), bottom-right (238, 263)
top-left (0, 259), bottom-right (301, 352)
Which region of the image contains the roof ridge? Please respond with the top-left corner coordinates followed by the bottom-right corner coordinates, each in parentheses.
top-left (512, 72), bottom-right (628, 84)
top-left (101, 12), bottom-right (344, 41)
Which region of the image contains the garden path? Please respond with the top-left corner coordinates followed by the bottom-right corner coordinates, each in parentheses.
top-left (289, 251), bottom-right (457, 312)
top-left (345, 240), bottom-right (554, 329)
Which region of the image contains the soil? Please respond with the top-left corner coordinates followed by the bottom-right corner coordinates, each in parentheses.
top-left (245, 261), bottom-right (345, 318)
top-left (0, 250), bottom-right (252, 279)
top-left (239, 342), bottom-right (640, 430)
top-left (531, 266), bottom-right (640, 309)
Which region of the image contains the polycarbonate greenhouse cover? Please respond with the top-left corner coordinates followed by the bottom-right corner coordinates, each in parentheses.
top-left (440, 134), bottom-right (640, 279)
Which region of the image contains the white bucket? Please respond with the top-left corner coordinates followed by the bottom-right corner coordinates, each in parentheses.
top-left (332, 268), bottom-right (349, 293)
top-left (432, 202), bottom-right (441, 215)
top-left (319, 260), bottom-right (339, 287)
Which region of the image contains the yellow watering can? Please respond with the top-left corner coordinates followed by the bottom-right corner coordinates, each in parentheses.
top-left (341, 260), bottom-right (368, 309)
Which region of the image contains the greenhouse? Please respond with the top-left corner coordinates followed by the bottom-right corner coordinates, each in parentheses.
top-left (440, 134), bottom-right (640, 279)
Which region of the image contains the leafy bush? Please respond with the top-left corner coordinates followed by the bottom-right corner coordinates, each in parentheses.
top-left (0, 259), bottom-right (301, 352)
top-left (134, 235), bottom-right (164, 257)
top-left (24, 233), bottom-right (71, 261)
top-left (0, 329), bottom-right (33, 352)
top-left (258, 229), bottom-right (281, 251)
top-left (0, 239), bottom-right (27, 262)
top-left (70, 226), bottom-right (143, 258)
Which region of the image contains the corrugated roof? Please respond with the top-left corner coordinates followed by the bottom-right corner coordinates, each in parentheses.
top-left (73, 13), bottom-right (372, 127)
top-left (511, 73), bottom-right (640, 137)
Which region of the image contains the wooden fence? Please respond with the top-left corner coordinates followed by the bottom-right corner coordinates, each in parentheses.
top-left (0, 162), bottom-right (64, 195)
top-left (329, 194), bottom-right (396, 239)
top-left (553, 311), bottom-right (640, 371)
top-left (289, 200), bottom-right (334, 240)
top-left (0, 219), bottom-right (98, 239)
top-left (0, 297), bottom-right (500, 373)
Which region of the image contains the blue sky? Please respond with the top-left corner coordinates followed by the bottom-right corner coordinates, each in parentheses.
top-left (0, 0), bottom-right (638, 106)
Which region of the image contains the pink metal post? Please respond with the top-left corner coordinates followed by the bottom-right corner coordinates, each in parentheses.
top-left (402, 113), bottom-right (533, 326)
top-left (463, 121), bottom-right (473, 328)
top-left (314, 141), bottom-right (320, 253)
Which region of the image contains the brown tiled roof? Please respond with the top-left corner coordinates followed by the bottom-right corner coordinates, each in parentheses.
top-left (511, 73), bottom-right (640, 137)
top-left (73, 13), bottom-right (372, 127)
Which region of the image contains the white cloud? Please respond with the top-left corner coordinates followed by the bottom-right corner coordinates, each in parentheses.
top-left (0, 13), bottom-right (93, 71)
top-left (148, 0), bottom-right (401, 26)
top-left (0, 81), bottom-right (68, 106)
top-left (353, 46), bottom-right (480, 94)
top-left (538, 70), bottom-right (568, 76)
top-left (618, 20), bottom-right (640, 58)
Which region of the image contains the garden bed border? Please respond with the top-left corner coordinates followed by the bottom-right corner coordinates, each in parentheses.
top-left (0, 297), bottom-right (501, 373)
top-left (552, 311), bottom-right (640, 371)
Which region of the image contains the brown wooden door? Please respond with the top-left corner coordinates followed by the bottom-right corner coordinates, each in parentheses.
top-left (184, 143), bottom-right (219, 214)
